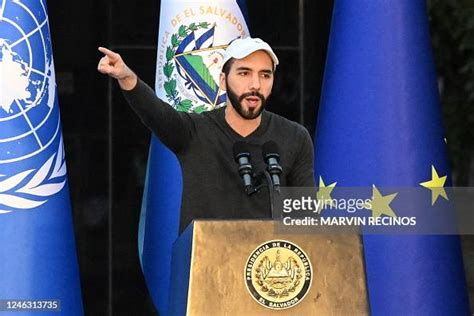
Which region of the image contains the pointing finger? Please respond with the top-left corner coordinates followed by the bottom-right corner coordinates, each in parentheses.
top-left (98, 46), bottom-right (120, 62)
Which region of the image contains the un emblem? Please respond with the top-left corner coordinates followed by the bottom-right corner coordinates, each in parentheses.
top-left (0, 0), bottom-right (66, 214)
top-left (245, 240), bottom-right (313, 310)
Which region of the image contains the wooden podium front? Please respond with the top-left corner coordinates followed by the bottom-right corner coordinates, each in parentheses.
top-left (169, 220), bottom-right (368, 315)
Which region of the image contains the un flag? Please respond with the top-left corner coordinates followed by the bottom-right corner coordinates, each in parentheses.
top-left (0, 0), bottom-right (83, 314)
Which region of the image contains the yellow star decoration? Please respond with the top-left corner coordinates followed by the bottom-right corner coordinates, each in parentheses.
top-left (419, 165), bottom-right (448, 205)
top-left (369, 185), bottom-right (398, 218)
top-left (317, 176), bottom-right (337, 209)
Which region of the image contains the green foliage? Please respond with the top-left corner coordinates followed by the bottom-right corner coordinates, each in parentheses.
top-left (163, 79), bottom-right (176, 97)
top-left (171, 34), bottom-right (179, 47)
top-left (163, 63), bottom-right (174, 78)
top-left (177, 99), bottom-right (193, 112)
top-left (193, 105), bottom-right (207, 114)
top-left (166, 47), bottom-right (174, 61)
top-left (189, 23), bottom-right (198, 31)
top-left (178, 25), bottom-right (187, 37)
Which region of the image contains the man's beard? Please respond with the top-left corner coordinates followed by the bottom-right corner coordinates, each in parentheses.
top-left (225, 79), bottom-right (267, 120)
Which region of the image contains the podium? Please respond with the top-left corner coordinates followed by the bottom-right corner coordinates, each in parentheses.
top-left (169, 220), bottom-right (368, 315)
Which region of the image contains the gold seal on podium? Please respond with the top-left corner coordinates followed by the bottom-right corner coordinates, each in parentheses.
top-left (244, 240), bottom-right (313, 310)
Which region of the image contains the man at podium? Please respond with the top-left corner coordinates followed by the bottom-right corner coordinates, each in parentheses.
top-left (97, 37), bottom-right (315, 231)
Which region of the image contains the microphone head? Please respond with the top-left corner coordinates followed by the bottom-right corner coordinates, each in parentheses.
top-left (262, 141), bottom-right (280, 160)
top-left (233, 141), bottom-right (251, 161)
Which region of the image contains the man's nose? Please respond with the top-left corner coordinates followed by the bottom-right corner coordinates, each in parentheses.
top-left (248, 73), bottom-right (261, 91)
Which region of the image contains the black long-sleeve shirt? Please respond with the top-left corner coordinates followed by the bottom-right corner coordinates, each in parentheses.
top-left (123, 79), bottom-right (315, 231)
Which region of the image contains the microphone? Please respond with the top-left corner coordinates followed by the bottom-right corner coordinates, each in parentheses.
top-left (233, 141), bottom-right (253, 191)
top-left (262, 141), bottom-right (283, 188)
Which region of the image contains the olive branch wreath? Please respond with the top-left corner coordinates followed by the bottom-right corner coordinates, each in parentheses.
top-left (163, 22), bottom-right (212, 114)
top-left (0, 137), bottom-right (67, 214)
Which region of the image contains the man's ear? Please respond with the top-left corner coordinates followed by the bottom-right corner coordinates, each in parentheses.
top-left (219, 72), bottom-right (226, 91)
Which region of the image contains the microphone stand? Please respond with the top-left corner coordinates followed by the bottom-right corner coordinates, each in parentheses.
top-left (245, 171), bottom-right (279, 219)
top-left (262, 170), bottom-right (278, 219)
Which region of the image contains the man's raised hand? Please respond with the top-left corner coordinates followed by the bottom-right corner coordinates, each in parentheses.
top-left (97, 47), bottom-right (137, 90)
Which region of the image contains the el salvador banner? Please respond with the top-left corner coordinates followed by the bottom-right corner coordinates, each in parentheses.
top-left (138, 0), bottom-right (249, 313)
top-left (0, 0), bottom-right (83, 315)
top-left (315, 0), bottom-right (470, 314)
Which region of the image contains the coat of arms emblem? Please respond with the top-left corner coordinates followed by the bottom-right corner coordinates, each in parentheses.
top-left (245, 240), bottom-right (313, 309)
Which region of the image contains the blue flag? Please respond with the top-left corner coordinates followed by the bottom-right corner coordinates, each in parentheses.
top-left (0, 0), bottom-right (83, 314)
top-left (314, 0), bottom-right (470, 314)
top-left (138, 0), bottom-right (249, 313)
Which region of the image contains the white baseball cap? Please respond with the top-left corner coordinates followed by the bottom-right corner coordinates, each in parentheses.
top-left (222, 37), bottom-right (279, 70)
